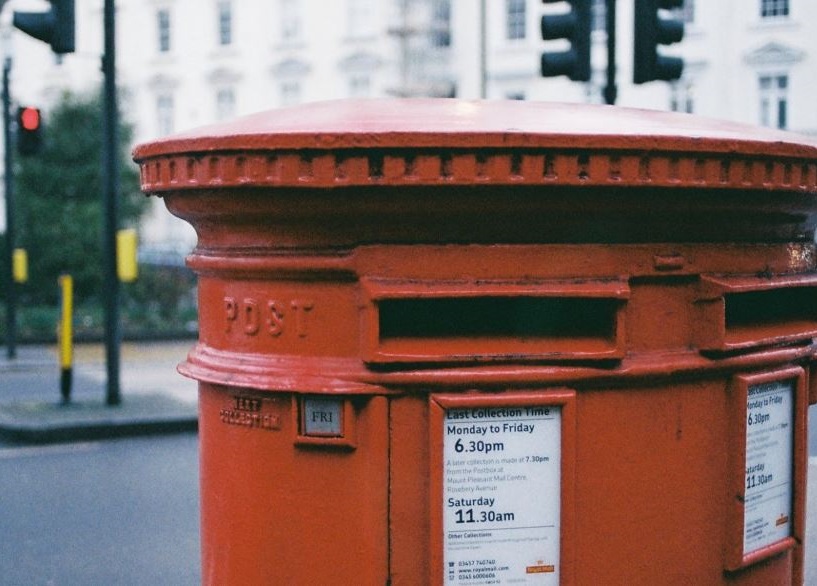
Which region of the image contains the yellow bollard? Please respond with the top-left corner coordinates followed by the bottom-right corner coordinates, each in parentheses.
top-left (12, 248), bottom-right (28, 283)
top-left (116, 228), bottom-right (138, 282)
top-left (58, 274), bottom-right (73, 403)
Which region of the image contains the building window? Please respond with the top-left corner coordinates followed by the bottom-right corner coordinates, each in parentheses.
top-left (670, 81), bottom-right (694, 114)
top-left (431, 0), bottom-right (451, 47)
top-left (592, 0), bottom-right (606, 32)
top-left (280, 0), bottom-right (301, 42)
top-left (506, 0), bottom-right (526, 40)
top-left (281, 81), bottom-right (301, 106)
top-left (347, 0), bottom-right (373, 38)
top-left (156, 94), bottom-right (175, 136)
top-left (349, 74), bottom-right (371, 98)
top-left (218, 1), bottom-right (233, 46)
top-left (761, 0), bottom-right (789, 18)
top-left (157, 9), bottom-right (171, 53)
top-left (759, 74), bottom-right (788, 129)
top-left (216, 88), bottom-right (235, 120)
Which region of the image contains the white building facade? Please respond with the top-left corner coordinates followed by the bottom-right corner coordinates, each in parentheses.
top-left (4, 0), bottom-right (816, 252)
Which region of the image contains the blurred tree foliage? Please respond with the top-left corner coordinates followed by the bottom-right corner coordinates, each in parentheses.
top-left (14, 89), bottom-right (147, 306)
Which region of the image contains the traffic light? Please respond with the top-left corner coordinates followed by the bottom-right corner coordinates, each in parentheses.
top-left (540, 0), bottom-right (591, 82)
top-left (633, 0), bottom-right (684, 84)
top-left (13, 0), bottom-right (75, 55)
top-left (17, 106), bottom-right (43, 156)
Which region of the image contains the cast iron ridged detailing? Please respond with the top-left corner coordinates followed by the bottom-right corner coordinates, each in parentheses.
top-left (138, 149), bottom-right (817, 193)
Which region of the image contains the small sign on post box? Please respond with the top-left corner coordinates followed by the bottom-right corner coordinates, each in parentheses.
top-left (296, 396), bottom-right (357, 449)
top-left (727, 367), bottom-right (807, 572)
top-left (431, 391), bottom-right (576, 585)
top-left (743, 379), bottom-right (794, 555)
top-left (443, 405), bottom-right (561, 583)
top-left (302, 397), bottom-right (343, 437)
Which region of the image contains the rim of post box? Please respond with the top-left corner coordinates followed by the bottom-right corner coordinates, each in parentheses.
top-left (134, 99), bottom-right (817, 193)
top-left (132, 99), bottom-right (817, 394)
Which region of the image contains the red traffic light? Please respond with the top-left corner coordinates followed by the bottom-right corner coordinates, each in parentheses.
top-left (20, 107), bottom-right (41, 131)
top-left (17, 106), bottom-right (43, 156)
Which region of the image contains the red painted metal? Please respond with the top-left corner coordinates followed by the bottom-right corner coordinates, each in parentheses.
top-left (134, 99), bottom-right (817, 585)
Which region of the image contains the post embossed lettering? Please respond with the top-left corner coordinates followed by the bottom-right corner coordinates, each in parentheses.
top-left (244, 298), bottom-right (259, 335)
top-left (223, 296), bottom-right (316, 339)
top-left (291, 299), bottom-right (314, 338)
top-left (224, 297), bottom-right (237, 332)
top-left (267, 301), bottom-right (284, 337)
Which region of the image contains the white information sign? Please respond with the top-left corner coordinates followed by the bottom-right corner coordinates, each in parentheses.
top-left (443, 405), bottom-right (561, 585)
top-left (743, 380), bottom-right (794, 555)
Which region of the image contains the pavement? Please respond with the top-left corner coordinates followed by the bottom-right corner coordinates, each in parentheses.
top-left (0, 341), bottom-right (198, 444)
top-left (0, 341), bottom-right (815, 582)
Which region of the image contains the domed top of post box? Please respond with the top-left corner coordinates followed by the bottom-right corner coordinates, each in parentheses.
top-left (134, 99), bottom-right (817, 194)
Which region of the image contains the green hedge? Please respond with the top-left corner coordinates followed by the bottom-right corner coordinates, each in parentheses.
top-left (0, 265), bottom-right (198, 343)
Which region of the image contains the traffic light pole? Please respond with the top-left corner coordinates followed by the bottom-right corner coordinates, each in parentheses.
top-left (479, 0), bottom-right (487, 99)
top-left (102, 0), bottom-right (121, 405)
top-left (603, 0), bottom-right (617, 105)
top-left (2, 57), bottom-right (17, 360)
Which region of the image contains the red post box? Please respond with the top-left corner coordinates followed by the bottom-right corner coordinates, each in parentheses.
top-left (134, 99), bottom-right (817, 585)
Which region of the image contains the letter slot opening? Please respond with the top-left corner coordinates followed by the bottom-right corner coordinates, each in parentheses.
top-left (379, 296), bottom-right (617, 340)
top-left (362, 277), bottom-right (629, 363)
top-left (725, 287), bottom-right (817, 344)
top-left (697, 274), bottom-right (817, 351)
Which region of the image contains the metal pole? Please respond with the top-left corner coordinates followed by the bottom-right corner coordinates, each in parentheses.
top-left (3, 56), bottom-right (16, 359)
top-left (603, 0), bottom-right (617, 105)
top-left (102, 0), bottom-right (120, 405)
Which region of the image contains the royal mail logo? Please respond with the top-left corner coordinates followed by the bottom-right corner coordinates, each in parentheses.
top-left (526, 560), bottom-right (555, 574)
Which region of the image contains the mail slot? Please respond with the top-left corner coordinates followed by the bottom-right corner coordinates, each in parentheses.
top-left (697, 274), bottom-right (817, 352)
top-left (362, 277), bottom-right (629, 363)
top-left (134, 99), bottom-right (817, 585)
